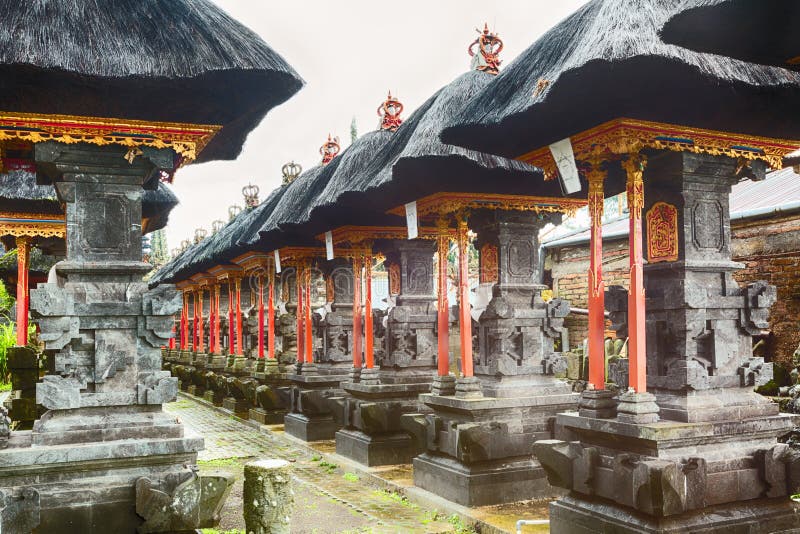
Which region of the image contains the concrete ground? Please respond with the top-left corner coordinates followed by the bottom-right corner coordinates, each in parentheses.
top-left (165, 395), bottom-right (551, 533)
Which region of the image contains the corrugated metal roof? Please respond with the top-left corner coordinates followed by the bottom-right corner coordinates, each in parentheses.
top-left (543, 167), bottom-right (800, 248)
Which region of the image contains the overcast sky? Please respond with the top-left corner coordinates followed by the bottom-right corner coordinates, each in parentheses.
top-left (165, 0), bottom-right (589, 251)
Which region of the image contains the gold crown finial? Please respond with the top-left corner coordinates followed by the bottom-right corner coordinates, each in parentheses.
top-left (378, 91), bottom-right (404, 132)
top-left (242, 183), bottom-right (260, 208)
top-left (282, 161), bottom-right (302, 184)
top-left (320, 134), bottom-right (341, 165)
top-left (468, 24), bottom-right (503, 75)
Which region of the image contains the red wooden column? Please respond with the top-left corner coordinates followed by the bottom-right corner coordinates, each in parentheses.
top-left (234, 278), bottom-right (243, 355)
top-left (208, 286), bottom-right (215, 353)
top-left (212, 284), bottom-right (221, 354)
top-left (456, 214), bottom-right (474, 378)
top-left (586, 159), bottom-right (607, 389)
top-left (295, 265), bottom-right (305, 364)
top-left (197, 288), bottom-right (206, 352)
top-left (436, 222), bottom-right (450, 377)
top-left (192, 290), bottom-right (199, 352)
top-left (257, 274), bottom-right (265, 358)
top-left (267, 270), bottom-right (276, 360)
top-left (169, 321), bottom-right (176, 349)
top-left (363, 249), bottom-right (374, 369)
top-left (304, 263), bottom-right (313, 364)
top-left (180, 292), bottom-right (189, 350)
top-left (623, 154), bottom-right (648, 392)
top-left (352, 253), bottom-right (363, 369)
top-left (15, 237), bottom-right (30, 346)
top-left (227, 283), bottom-right (235, 355)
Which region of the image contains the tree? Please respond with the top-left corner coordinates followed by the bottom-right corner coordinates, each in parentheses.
top-left (149, 228), bottom-right (169, 267)
top-left (350, 116), bottom-right (358, 144)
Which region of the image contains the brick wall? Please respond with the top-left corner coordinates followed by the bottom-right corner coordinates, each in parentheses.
top-left (544, 212), bottom-right (800, 366)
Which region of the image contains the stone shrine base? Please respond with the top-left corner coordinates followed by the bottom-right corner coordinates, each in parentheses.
top-left (549, 494), bottom-right (800, 534)
top-left (408, 390), bottom-right (578, 507)
top-left (0, 431), bottom-right (204, 533)
top-left (284, 372), bottom-right (346, 442)
top-left (335, 381), bottom-right (431, 467)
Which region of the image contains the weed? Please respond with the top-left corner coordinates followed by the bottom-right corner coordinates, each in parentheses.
top-left (447, 514), bottom-right (476, 534)
top-left (343, 472), bottom-right (359, 482)
top-left (372, 490), bottom-right (418, 509)
top-left (311, 454), bottom-right (322, 462)
top-left (196, 457), bottom-right (246, 467)
top-left (318, 460), bottom-right (338, 474)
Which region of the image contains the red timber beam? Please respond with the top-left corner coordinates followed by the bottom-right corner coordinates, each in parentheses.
top-left (362, 246), bottom-right (374, 370)
top-left (455, 213), bottom-right (474, 378)
top-left (586, 158), bottom-right (607, 389)
top-left (623, 154), bottom-right (647, 392)
top-left (190, 273), bottom-right (214, 353)
top-left (352, 252), bottom-right (363, 370)
top-left (436, 219), bottom-right (451, 378)
top-left (176, 281), bottom-right (192, 351)
top-left (15, 236), bottom-right (30, 346)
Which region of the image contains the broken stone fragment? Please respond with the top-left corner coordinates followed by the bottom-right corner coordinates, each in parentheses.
top-left (243, 459), bottom-right (293, 534)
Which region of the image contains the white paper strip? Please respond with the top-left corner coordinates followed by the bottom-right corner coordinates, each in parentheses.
top-left (325, 231), bottom-right (334, 260)
top-left (405, 201), bottom-right (419, 239)
top-left (274, 250), bottom-right (282, 273)
top-left (549, 138), bottom-right (581, 194)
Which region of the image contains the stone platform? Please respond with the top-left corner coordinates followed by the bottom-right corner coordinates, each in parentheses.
top-left (284, 372), bottom-right (347, 442)
top-left (335, 381), bottom-right (432, 467)
top-left (407, 389), bottom-right (578, 507)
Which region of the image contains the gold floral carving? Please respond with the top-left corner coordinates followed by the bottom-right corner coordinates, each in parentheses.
top-left (519, 118), bottom-right (800, 179)
top-left (0, 111), bottom-right (219, 164)
top-left (646, 202), bottom-right (679, 263)
top-left (0, 212), bottom-right (66, 239)
top-left (585, 159), bottom-right (606, 230)
top-left (622, 154), bottom-right (647, 221)
top-left (479, 243), bottom-right (498, 284)
top-left (387, 192), bottom-right (585, 218)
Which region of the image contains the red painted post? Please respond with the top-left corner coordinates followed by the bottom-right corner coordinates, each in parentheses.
top-left (208, 286), bottom-right (215, 354)
top-left (169, 321), bottom-right (176, 350)
top-left (15, 237), bottom-right (29, 346)
top-left (352, 254), bottom-right (363, 369)
top-left (228, 283), bottom-right (235, 355)
top-left (180, 292), bottom-right (189, 350)
top-left (296, 266), bottom-right (304, 364)
top-left (213, 285), bottom-right (221, 354)
top-left (268, 272), bottom-right (276, 360)
top-left (587, 159), bottom-right (607, 389)
top-left (456, 216), bottom-right (474, 378)
top-left (235, 278), bottom-right (243, 356)
top-left (304, 265), bottom-right (313, 364)
top-left (258, 275), bottom-right (265, 358)
top-left (197, 289), bottom-right (205, 353)
top-left (624, 154), bottom-right (648, 392)
top-left (363, 251), bottom-right (374, 369)
top-left (436, 223), bottom-right (450, 377)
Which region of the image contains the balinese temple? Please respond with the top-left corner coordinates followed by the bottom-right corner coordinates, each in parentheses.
top-left (443, 0), bottom-right (800, 531)
top-left (0, 0), bottom-right (302, 532)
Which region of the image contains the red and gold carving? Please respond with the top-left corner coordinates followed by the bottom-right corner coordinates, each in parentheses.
top-left (378, 92), bottom-right (404, 132)
top-left (622, 153), bottom-right (646, 220)
top-left (585, 159), bottom-right (606, 231)
top-left (468, 24), bottom-right (503, 75)
top-left (646, 202), bottom-right (679, 263)
top-left (479, 243), bottom-right (498, 284)
top-left (320, 134), bottom-right (340, 165)
top-left (388, 263), bottom-right (401, 296)
top-left (326, 274), bottom-right (335, 302)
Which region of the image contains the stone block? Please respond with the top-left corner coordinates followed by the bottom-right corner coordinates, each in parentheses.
top-left (243, 459), bottom-right (293, 534)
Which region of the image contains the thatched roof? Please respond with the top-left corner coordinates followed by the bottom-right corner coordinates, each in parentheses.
top-left (0, 168), bottom-right (178, 232)
top-left (149, 184), bottom-right (288, 285)
top-left (0, 0), bottom-right (303, 163)
top-left (442, 0), bottom-right (800, 160)
top-left (661, 0), bottom-right (800, 71)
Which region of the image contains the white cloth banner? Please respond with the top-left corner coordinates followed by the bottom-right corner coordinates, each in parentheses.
top-left (274, 250), bottom-right (282, 273)
top-left (405, 201), bottom-right (419, 239)
top-left (549, 138), bottom-right (581, 194)
top-left (325, 231), bottom-right (334, 260)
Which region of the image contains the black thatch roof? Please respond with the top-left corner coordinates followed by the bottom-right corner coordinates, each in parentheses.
top-left (0, 168), bottom-right (178, 232)
top-left (0, 0), bottom-right (303, 163)
top-left (149, 184), bottom-right (288, 285)
top-left (442, 0), bottom-right (800, 160)
top-left (661, 0), bottom-right (800, 71)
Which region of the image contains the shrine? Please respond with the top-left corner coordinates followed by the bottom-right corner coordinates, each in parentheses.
top-left (442, 0), bottom-right (800, 531)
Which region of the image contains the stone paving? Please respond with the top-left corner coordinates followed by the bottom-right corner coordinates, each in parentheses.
top-left (165, 397), bottom-right (468, 533)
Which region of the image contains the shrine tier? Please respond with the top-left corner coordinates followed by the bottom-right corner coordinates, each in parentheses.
top-left (334, 240), bottom-right (439, 466)
top-left (11, 142), bottom-right (231, 533)
top-left (537, 152), bottom-right (799, 534)
top-left (406, 210), bottom-right (579, 507)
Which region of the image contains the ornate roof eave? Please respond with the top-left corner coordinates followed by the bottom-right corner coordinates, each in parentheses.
top-left (189, 272), bottom-right (216, 288)
top-left (0, 111), bottom-right (220, 168)
top-left (317, 225), bottom-right (455, 246)
top-left (230, 251), bottom-right (272, 273)
top-left (275, 245), bottom-right (362, 263)
top-left (387, 191), bottom-right (586, 219)
top-left (207, 263), bottom-right (244, 280)
top-left (518, 118), bottom-right (800, 179)
top-left (0, 211), bottom-right (65, 239)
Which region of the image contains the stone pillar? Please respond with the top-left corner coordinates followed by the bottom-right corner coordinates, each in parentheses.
top-left (26, 142), bottom-right (228, 532)
top-left (243, 459), bottom-right (293, 534)
top-left (384, 240), bottom-right (437, 382)
top-left (320, 258), bottom-right (355, 372)
top-left (472, 210), bottom-right (570, 397)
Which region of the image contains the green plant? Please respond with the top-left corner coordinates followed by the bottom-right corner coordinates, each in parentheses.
top-left (0, 321), bottom-right (15, 383)
top-left (310, 454), bottom-right (322, 462)
top-left (447, 514), bottom-right (476, 534)
top-left (343, 472), bottom-right (359, 482)
top-left (318, 460), bottom-right (338, 474)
